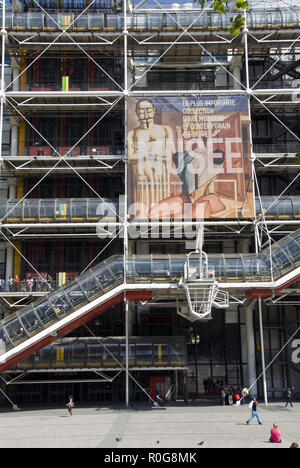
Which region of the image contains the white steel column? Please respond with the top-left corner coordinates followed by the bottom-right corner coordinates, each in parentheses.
top-left (10, 57), bottom-right (20, 92)
top-left (7, 177), bottom-right (17, 199)
top-left (0, 0), bottom-right (7, 171)
top-left (5, 243), bottom-right (14, 282)
top-left (258, 298), bottom-right (268, 405)
top-left (244, 300), bottom-right (257, 396)
top-left (10, 117), bottom-right (19, 156)
top-left (123, 0), bottom-right (130, 409)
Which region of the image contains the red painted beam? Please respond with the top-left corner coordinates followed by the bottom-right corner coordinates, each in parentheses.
top-left (0, 335), bottom-right (56, 373)
top-left (246, 274), bottom-right (300, 299)
top-left (0, 289), bottom-right (153, 373)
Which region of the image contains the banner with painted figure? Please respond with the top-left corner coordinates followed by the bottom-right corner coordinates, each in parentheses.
top-left (127, 96), bottom-right (254, 220)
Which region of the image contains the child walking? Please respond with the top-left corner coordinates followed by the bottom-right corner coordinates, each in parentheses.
top-left (66, 395), bottom-right (74, 417)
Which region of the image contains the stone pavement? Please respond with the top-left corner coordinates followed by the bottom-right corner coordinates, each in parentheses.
top-left (0, 400), bottom-right (299, 449)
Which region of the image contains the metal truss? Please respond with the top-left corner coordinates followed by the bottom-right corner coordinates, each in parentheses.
top-left (0, 0), bottom-right (299, 405)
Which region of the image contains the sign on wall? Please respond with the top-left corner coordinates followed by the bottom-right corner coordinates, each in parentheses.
top-left (127, 96), bottom-right (254, 220)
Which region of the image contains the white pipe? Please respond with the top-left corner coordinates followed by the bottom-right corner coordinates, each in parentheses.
top-left (258, 298), bottom-right (268, 405)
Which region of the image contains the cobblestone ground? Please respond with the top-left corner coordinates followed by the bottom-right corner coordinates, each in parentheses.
top-left (0, 400), bottom-right (299, 449)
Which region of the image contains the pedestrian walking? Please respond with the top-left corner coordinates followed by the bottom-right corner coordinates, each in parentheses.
top-left (246, 398), bottom-right (263, 425)
top-left (285, 387), bottom-right (293, 408)
top-left (220, 388), bottom-right (226, 406)
top-left (66, 395), bottom-right (74, 416)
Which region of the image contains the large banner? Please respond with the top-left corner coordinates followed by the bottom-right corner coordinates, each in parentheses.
top-left (127, 96), bottom-right (254, 220)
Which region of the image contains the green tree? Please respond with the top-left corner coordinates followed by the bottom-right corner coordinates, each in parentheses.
top-left (195, 0), bottom-right (250, 36)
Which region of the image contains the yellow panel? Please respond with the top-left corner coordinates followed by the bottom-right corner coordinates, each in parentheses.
top-left (14, 241), bottom-right (21, 278)
top-left (18, 119), bottom-right (26, 155)
top-left (17, 178), bottom-right (24, 199)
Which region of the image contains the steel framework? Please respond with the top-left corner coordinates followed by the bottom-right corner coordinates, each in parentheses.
top-left (0, 0), bottom-right (299, 405)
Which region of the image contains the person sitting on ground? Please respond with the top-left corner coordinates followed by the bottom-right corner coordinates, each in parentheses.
top-left (154, 393), bottom-right (164, 407)
top-left (269, 423), bottom-right (282, 443)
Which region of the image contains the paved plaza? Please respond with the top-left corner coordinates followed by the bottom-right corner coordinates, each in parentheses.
top-left (0, 400), bottom-right (299, 449)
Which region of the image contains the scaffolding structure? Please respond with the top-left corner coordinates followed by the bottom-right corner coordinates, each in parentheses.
top-left (0, 0), bottom-right (300, 405)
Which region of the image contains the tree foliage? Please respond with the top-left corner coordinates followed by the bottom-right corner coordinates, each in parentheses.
top-left (194, 0), bottom-right (250, 36)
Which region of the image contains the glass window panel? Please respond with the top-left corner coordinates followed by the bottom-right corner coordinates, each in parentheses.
top-left (270, 10), bottom-right (282, 26)
top-left (134, 258), bottom-right (152, 279)
top-left (259, 255), bottom-right (273, 279)
top-left (21, 309), bottom-right (43, 336)
top-left (253, 9), bottom-right (267, 28)
top-left (149, 14), bottom-right (163, 29)
top-left (88, 13), bottom-right (104, 29)
top-left (0, 324), bottom-right (8, 354)
top-left (94, 263), bottom-right (114, 289)
top-left (136, 343), bottom-right (152, 364)
top-left (169, 343), bottom-right (185, 365)
top-left (28, 12), bottom-right (43, 29)
top-left (106, 14), bottom-right (119, 29)
top-left (177, 13), bottom-right (190, 28)
top-left (154, 343), bottom-right (168, 363)
top-left (39, 200), bottom-right (54, 219)
top-left (243, 256), bottom-right (260, 280)
top-left (74, 13), bottom-right (88, 29)
top-left (4, 317), bottom-right (27, 345)
top-left (152, 259), bottom-right (170, 278)
top-left (281, 239), bottom-right (300, 266)
top-left (276, 199), bottom-right (292, 218)
top-left (120, 344), bottom-right (135, 365)
top-left (109, 259), bottom-right (124, 280)
top-left (210, 12), bottom-right (222, 28)
top-left (78, 274), bottom-right (99, 299)
top-left (45, 13), bottom-right (59, 29)
top-left (24, 200), bottom-right (39, 219)
top-left (271, 247), bottom-right (292, 273)
top-left (170, 258), bottom-right (185, 279)
top-left (72, 200), bottom-right (87, 219)
top-left (35, 300), bottom-right (57, 326)
top-left (6, 201), bottom-right (22, 219)
top-left (166, 13), bottom-right (177, 29)
top-left (103, 344), bottom-right (119, 366)
top-left (14, 13), bottom-right (27, 29)
top-left (134, 14), bottom-right (147, 29)
top-left (35, 345), bottom-right (52, 367)
top-left (0, 201), bottom-right (7, 218)
top-left (225, 257), bottom-right (243, 280)
top-left (66, 282), bottom-right (86, 308)
top-left (56, 200), bottom-right (70, 219)
top-left (208, 257), bottom-right (225, 280)
top-left (87, 199), bottom-right (100, 218)
top-left (284, 10), bottom-right (297, 27)
top-left (49, 292), bottom-right (71, 317)
top-left (87, 343), bottom-right (102, 365)
top-left (68, 343), bottom-right (85, 365)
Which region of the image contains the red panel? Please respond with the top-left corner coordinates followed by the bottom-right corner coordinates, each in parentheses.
top-left (29, 146), bottom-right (52, 156)
top-left (126, 290), bottom-right (152, 301)
top-left (59, 147), bottom-right (80, 157)
top-left (30, 88), bottom-right (52, 92)
top-left (246, 274), bottom-right (300, 299)
top-left (88, 146), bottom-right (109, 156)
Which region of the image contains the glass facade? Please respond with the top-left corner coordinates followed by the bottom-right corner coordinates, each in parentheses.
top-left (0, 2), bottom-right (299, 406)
